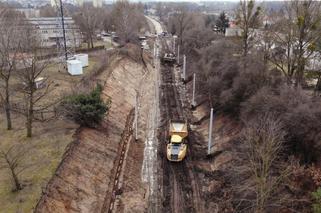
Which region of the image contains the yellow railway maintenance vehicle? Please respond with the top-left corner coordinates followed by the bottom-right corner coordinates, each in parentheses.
top-left (161, 52), bottom-right (176, 65)
top-left (167, 120), bottom-right (188, 162)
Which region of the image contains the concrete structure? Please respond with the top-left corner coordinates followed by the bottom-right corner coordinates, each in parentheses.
top-left (27, 17), bottom-right (82, 48)
top-left (75, 54), bottom-right (89, 67)
top-left (93, 0), bottom-right (103, 8)
top-left (67, 60), bottom-right (83, 75)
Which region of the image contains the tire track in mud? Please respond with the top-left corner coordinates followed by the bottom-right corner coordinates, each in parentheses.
top-left (158, 38), bottom-right (204, 213)
top-left (159, 61), bottom-right (195, 213)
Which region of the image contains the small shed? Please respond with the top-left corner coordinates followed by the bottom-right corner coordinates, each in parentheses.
top-left (75, 54), bottom-right (89, 67)
top-left (67, 60), bottom-right (83, 75)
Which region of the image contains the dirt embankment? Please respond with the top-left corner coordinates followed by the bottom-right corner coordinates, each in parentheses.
top-left (184, 81), bottom-right (241, 212)
top-left (35, 50), bottom-right (153, 213)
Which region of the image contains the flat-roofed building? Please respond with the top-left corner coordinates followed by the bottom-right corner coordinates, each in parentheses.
top-left (16, 8), bottom-right (40, 18)
top-left (27, 17), bottom-right (82, 48)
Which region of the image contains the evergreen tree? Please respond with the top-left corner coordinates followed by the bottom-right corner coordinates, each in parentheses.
top-left (216, 11), bottom-right (229, 33)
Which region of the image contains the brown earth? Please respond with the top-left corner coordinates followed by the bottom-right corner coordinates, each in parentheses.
top-left (35, 49), bottom-right (155, 213)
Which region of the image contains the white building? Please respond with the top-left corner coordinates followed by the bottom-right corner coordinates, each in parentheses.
top-left (93, 0), bottom-right (102, 8)
top-left (27, 17), bottom-right (82, 48)
top-left (16, 8), bottom-right (40, 18)
top-left (225, 27), bottom-right (242, 37)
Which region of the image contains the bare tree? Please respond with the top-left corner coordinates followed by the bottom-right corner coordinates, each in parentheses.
top-left (0, 8), bottom-right (23, 130)
top-left (111, 0), bottom-right (144, 44)
top-left (102, 8), bottom-right (114, 33)
top-left (237, 114), bottom-right (290, 213)
top-left (73, 5), bottom-right (102, 48)
top-left (167, 6), bottom-right (190, 46)
top-left (269, 0), bottom-right (321, 86)
top-left (235, 0), bottom-right (262, 56)
top-left (15, 27), bottom-right (54, 137)
top-left (155, 2), bottom-right (170, 22)
top-left (0, 143), bottom-right (35, 191)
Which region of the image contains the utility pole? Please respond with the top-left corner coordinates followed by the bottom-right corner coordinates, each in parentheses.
top-left (134, 92), bottom-right (138, 140)
top-left (192, 73), bottom-right (196, 108)
top-left (153, 42), bottom-right (156, 67)
top-left (177, 45), bottom-right (180, 64)
top-left (59, 0), bottom-right (68, 61)
top-left (173, 35), bottom-right (177, 54)
top-left (208, 108), bottom-right (214, 155)
top-left (182, 55), bottom-right (186, 81)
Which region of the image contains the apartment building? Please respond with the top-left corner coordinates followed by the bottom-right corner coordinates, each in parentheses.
top-left (27, 17), bottom-right (82, 48)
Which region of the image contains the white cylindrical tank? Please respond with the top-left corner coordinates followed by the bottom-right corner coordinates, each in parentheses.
top-left (67, 59), bottom-right (83, 75)
top-left (75, 54), bottom-right (89, 67)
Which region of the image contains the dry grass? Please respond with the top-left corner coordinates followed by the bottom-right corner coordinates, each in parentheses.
top-left (0, 53), bottom-right (105, 213)
top-left (0, 115), bottom-right (78, 213)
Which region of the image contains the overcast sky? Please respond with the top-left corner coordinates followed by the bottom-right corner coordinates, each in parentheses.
top-left (145, 0), bottom-right (283, 1)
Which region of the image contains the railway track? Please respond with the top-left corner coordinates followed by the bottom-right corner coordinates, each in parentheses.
top-left (158, 38), bottom-right (200, 213)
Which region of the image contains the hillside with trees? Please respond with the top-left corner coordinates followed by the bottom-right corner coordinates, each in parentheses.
top-left (163, 0), bottom-right (321, 212)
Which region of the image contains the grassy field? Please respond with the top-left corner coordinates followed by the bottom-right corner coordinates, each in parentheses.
top-left (0, 53), bottom-right (104, 213)
top-left (0, 117), bottom-right (78, 213)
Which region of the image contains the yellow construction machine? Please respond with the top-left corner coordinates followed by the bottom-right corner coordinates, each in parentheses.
top-left (166, 120), bottom-right (188, 162)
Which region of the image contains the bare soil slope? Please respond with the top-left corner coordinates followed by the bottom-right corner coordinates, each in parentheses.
top-left (36, 52), bottom-right (152, 212)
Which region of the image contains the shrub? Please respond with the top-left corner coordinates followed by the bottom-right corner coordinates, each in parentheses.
top-left (62, 84), bottom-right (111, 127)
top-left (312, 188), bottom-right (321, 213)
top-left (241, 86), bottom-right (321, 163)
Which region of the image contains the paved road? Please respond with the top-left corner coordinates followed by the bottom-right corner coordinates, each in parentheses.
top-left (145, 16), bottom-right (163, 35)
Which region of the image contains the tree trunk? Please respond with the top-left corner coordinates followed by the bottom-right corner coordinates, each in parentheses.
top-left (5, 81), bottom-right (12, 130)
top-left (87, 35), bottom-right (90, 49)
top-left (10, 167), bottom-right (22, 191)
top-left (295, 56), bottom-right (305, 87)
top-left (315, 74), bottom-right (321, 91)
top-left (5, 102), bottom-right (12, 130)
top-left (90, 35), bottom-right (94, 48)
top-left (26, 92), bottom-right (33, 137)
top-left (243, 29), bottom-right (248, 56)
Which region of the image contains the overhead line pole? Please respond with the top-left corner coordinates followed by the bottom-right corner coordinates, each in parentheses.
top-left (182, 55), bottom-right (186, 81)
top-left (208, 108), bottom-right (214, 155)
top-left (135, 91), bottom-right (138, 140)
top-left (192, 73), bottom-right (196, 108)
top-left (177, 45), bottom-right (180, 64)
top-left (59, 0), bottom-right (68, 61)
